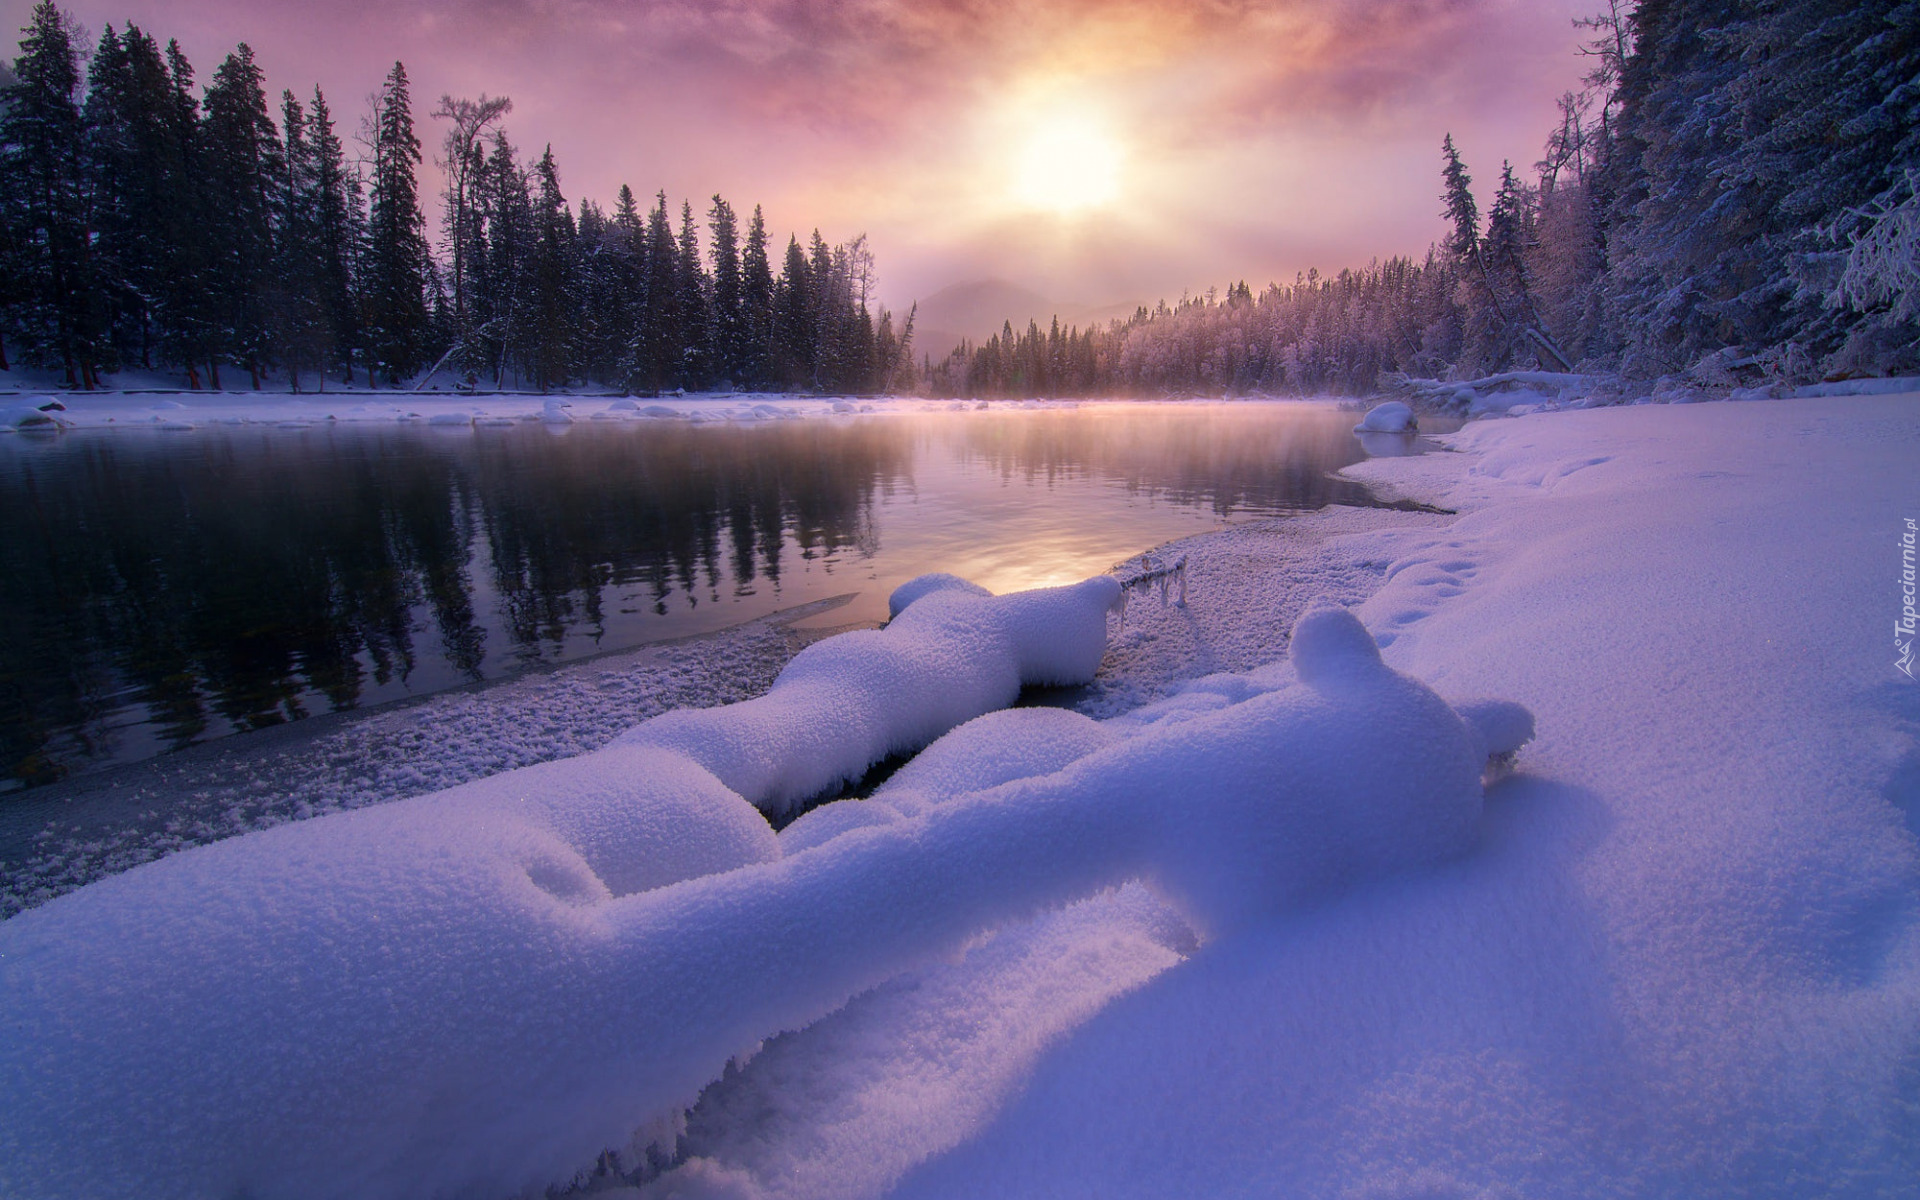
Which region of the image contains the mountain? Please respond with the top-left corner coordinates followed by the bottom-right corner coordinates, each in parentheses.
top-left (909, 279), bottom-right (1139, 362)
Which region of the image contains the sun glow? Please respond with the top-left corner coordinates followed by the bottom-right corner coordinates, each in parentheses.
top-left (1011, 110), bottom-right (1124, 214)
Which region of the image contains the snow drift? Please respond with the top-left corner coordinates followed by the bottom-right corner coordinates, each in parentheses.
top-left (0, 593), bottom-right (1526, 1200)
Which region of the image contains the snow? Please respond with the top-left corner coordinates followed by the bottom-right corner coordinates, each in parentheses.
top-left (2, 391), bottom-right (1916, 1199)
top-left (614, 574), bottom-right (1119, 813)
top-left (891, 394), bottom-right (1920, 1198)
top-left (1, 605), bottom-right (815, 918)
top-left (0, 588), bottom-right (1518, 1200)
top-left (1794, 375), bottom-right (1920, 398)
top-left (1354, 399), bottom-right (1417, 433)
top-left (0, 387), bottom-right (1100, 433)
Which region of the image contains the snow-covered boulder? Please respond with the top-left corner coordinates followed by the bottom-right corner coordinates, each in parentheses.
top-left (1, 400), bottom-right (64, 431)
top-left (1354, 400), bottom-right (1417, 433)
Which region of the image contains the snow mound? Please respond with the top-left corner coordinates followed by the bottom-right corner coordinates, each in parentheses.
top-left (616, 575), bottom-right (1120, 811)
top-left (0, 400), bottom-right (64, 430)
top-left (869, 707), bottom-right (1118, 818)
top-left (887, 571), bottom-right (991, 619)
top-left (1793, 375), bottom-right (1920, 398)
top-left (0, 595), bottom-right (1523, 1200)
top-left (1354, 400), bottom-right (1417, 433)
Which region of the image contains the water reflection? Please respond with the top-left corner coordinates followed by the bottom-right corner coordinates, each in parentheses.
top-left (1, 403), bottom-right (1417, 784)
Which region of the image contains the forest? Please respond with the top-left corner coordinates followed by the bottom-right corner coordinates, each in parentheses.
top-left (3, 0), bottom-right (1917, 398)
top-left (0, 1), bottom-right (915, 394)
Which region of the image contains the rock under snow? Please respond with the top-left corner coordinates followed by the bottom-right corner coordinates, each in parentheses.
top-left (1354, 400), bottom-right (1417, 433)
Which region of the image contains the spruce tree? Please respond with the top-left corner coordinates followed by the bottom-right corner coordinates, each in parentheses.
top-left (526, 144), bottom-right (573, 390)
top-left (80, 24), bottom-right (135, 370)
top-left (200, 44), bottom-right (281, 387)
top-left (607, 184), bottom-right (645, 389)
top-left (707, 195), bottom-right (743, 385)
top-left (638, 191), bottom-right (679, 392)
top-left (364, 60), bottom-right (429, 385)
top-left (307, 87), bottom-right (362, 384)
top-left (741, 204), bottom-right (774, 387)
top-left (772, 234), bottom-right (813, 389)
top-left (676, 198), bottom-right (709, 386)
top-left (157, 37), bottom-right (220, 386)
top-left (476, 131), bottom-right (530, 385)
top-left (271, 89), bottom-right (330, 389)
top-left (2, 0), bottom-right (100, 386)
top-left (1440, 133), bottom-right (1479, 262)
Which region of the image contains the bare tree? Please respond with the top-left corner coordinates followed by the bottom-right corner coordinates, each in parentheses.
top-left (431, 93), bottom-right (511, 359)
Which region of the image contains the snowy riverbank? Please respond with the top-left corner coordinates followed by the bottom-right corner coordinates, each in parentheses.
top-left (3, 392), bottom-right (1917, 1198)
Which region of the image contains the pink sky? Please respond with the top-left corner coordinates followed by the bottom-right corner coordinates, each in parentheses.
top-left (8, 0), bottom-right (1598, 314)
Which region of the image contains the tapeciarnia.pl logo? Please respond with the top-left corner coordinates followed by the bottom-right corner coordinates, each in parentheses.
top-left (1900, 517), bottom-right (1917, 679)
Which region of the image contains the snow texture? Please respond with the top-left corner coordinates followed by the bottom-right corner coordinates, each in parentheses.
top-left (614, 574), bottom-right (1119, 813)
top-left (889, 394), bottom-right (1920, 1200)
top-left (0, 582), bottom-right (1520, 1200)
top-left (0, 610), bottom-right (814, 917)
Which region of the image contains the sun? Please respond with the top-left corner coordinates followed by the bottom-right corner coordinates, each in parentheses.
top-left (1012, 110), bottom-right (1124, 214)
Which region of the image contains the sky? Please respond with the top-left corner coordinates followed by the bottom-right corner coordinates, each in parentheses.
top-left (7, 0), bottom-right (1600, 315)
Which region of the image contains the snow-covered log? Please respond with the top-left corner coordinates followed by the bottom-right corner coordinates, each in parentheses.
top-left (0, 603), bottom-right (1528, 1200)
top-left (617, 574), bottom-right (1119, 812)
top-left (1383, 370), bottom-right (1608, 416)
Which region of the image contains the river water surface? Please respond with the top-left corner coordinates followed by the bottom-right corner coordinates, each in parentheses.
top-left (1, 401), bottom-right (1442, 784)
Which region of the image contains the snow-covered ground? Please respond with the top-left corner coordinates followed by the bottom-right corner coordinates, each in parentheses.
top-left (0, 387), bottom-right (1085, 432)
top-left (3, 392), bottom-right (1917, 1198)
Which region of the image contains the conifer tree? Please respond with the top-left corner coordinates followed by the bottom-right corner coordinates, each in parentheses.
top-left (772, 234), bottom-right (813, 389)
top-left (306, 87), bottom-right (361, 384)
top-left (638, 191), bottom-right (680, 392)
top-left (740, 204), bottom-right (774, 387)
top-left (1, 0), bottom-right (99, 386)
top-left (270, 89), bottom-right (331, 389)
top-left (364, 60), bottom-right (429, 384)
top-left (80, 24), bottom-right (135, 369)
top-left (475, 131), bottom-right (530, 385)
top-left (601, 184), bottom-right (645, 389)
top-left (707, 195), bottom-right (743, 385)
top-left (676, 199), bottom-right (709, 386)
top-left (1440, 134), bottom-right (1479, 262)
top-left (525, 144), bottom-right (573, 390)
top-left (200, 44), bottom-right (281, 387)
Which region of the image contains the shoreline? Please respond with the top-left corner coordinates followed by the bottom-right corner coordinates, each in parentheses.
top-left (1, 479), bottom-right (1457, 917)
top-left (0, 593), bottom-right (867, 916)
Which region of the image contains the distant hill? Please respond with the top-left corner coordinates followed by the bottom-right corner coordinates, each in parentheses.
top-left (910, 279), bottom-right (1139, 362)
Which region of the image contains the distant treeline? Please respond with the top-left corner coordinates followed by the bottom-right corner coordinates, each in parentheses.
top-left (0, 1), bottom-right (915, 393)
top-left (927, 0), bottom-right (1920, 398)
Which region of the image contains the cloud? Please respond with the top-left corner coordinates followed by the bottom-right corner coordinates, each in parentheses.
top-left (16, 0), bottom-right (1592, 308)
top-left (371, 0), bottom-right (1562, 136)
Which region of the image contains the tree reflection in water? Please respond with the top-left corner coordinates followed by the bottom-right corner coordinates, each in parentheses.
top-left (0, 404), bottom-right (1417, 786)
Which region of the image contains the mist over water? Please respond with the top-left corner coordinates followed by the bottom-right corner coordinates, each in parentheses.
top-left (0, 402), bottom-right (1432, 784)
